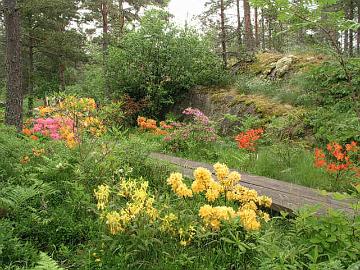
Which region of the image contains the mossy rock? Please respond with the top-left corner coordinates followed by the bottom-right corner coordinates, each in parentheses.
top-left (231, 94), bottom-right (300, 117)
top-left (249, 52), bottom-right (326, 78)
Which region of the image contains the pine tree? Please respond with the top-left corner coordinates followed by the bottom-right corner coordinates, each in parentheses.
top-left (4, 0), bottom-right (23, 130)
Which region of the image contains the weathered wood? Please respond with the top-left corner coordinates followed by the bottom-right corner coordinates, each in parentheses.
top-left (149, 152), bottom-right (356, 215)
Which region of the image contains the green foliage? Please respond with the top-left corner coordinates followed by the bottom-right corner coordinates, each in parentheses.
top-left (303, 60), bottom-right (360, 108)
top-left (28, 252), bottom-right (64, 270)
top-left (307, 107), bottom-right (360, 144)
top-left (107, 9), bottom-right (229, 116)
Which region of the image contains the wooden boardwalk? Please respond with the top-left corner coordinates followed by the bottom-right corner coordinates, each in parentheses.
top-left (149, 152), bottom-right (356, 215)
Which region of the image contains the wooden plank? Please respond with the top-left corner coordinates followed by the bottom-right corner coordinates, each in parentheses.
top-left (149, 152), bottom-right (356, 215)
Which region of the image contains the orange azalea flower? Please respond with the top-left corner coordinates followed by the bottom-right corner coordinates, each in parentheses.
top-left (30, 135), bottom-right (39, 141)
top-left (346, 141), bottom-right (358, 152)
top-left (22, 128), bottom-right (32, 136)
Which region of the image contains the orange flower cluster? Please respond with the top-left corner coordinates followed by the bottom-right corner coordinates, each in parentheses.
top-left (314, 141), bottom-right (360, 177)
top-left (137, 116), bottom-right (173, 136)
top-left (235, 129), bottom-right (264, 152)
top-left (137, 117), bottom-right (157, 130)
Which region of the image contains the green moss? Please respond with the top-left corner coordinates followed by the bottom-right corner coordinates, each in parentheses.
top-left (248, 52), bottom-right (326, 76)
top-left (231, 94), bottom-right (303, 117)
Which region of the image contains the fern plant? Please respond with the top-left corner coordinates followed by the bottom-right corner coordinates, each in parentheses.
top-left (28, 252), bottom-right (64, 270)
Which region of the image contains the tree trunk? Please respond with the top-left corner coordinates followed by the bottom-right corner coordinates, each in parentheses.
top-left (243, 0), bottom-right (253, 50)
top-left (59, 63), bottom-right (66, 91)
top-left (254, 7), bottom-right (259, 48)
top-left (357, 1), bottom-right (360, 54)
top-left (349, 0), bottom-right (354, 56)
top-left (261, 9), bottom-right (265, 50)
top-left (4, 0), bottom-right (23, 131)
top-left (28, 35), bottom-right (34, 116)
top-left (119, 0), bottom-right (125, 36)
top-left (268, 15), bottom-right (272, 50)
top-left (220, 0), bottom-right (227, 68)
top-left (344, 3), bottom-right (349, 53)
top-left (236, 0), bottom-right (242, 49)
top-left (101, 0), bottom-right (110, 98)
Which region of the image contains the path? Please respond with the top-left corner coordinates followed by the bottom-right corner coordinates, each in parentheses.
top-left (149, 152), bottom-right (356, 215)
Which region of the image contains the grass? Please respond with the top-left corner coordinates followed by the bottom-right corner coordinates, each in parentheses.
top-left (131, 131), bottom-right (348, 192)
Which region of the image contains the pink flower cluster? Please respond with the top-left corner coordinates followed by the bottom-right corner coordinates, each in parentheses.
top-left (182, 108), bottom-right (209, 125)
top-left (32, 118), bottom-right (74, 140)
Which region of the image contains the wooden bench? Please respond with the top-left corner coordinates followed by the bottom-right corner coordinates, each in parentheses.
top-left (149, 152), bottom-right (356, 216)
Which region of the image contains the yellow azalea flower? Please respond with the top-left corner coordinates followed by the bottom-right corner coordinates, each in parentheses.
top-left (94, 184), bottom-right (110, 211)
top-left (191, 180), bottom-right (206, 193)
top-left (258, 196), bottom-right (272, 208)
top-left (238, 208), bottom-right (261, 231)
top-left (213, 163), bottom-right (229, 182)
top-left (205, 181), bottom-right (223, 202)
top-left (106, 211), bottom-right (123, 234)
top-left (180, 240), bottom-right (187, 246)
top-left (192, 167), bottom-right (213, 193)
top-left (167, 172), bottom-right (193, 198)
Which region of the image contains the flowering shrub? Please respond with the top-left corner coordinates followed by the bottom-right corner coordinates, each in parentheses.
top-left (235, 128), bottom-right (264, 152)
top-left (23, 95), bottom-right (106, 147)
top-left (137, 116), bottom-right (173, 135)
top-left (94, 178), bottom-right (195, 246)
top-left (314, 141), bottom-right (360, 180)
top-left (163, 108), bottom-right (217, 152)
top-left (167, 163), bottom-right (272, 231)
top-left (94, 179), bottom-right (159, 235)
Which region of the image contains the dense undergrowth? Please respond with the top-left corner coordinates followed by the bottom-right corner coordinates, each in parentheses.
top-left (1, 125), bottom-right (359, 270)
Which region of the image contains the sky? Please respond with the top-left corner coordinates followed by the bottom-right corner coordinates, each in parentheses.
top-left (167, 0), bottom-right (208, 26)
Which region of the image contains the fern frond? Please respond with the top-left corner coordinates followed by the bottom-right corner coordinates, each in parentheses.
top-left (30, 252), bottom-right (64, 270)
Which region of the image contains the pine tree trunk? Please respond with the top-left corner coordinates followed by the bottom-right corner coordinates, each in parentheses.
top-left (101, 0), bottom-right (110, 98)
top-left (118, 0), bottom-right (125, 36)
top-left (268, 16), bottom-right (272, 50)
top-left (28, 35), bottom-right (34, 116)
top-left (349, 0), bottom-right (354, 56)
top-left (220, 0), bottom-right (227, 68)
top-left (4, 0), bottom-right (23, 131)
top-left (255, 7), bottom-right (259, 48)
top-left (236, 0), bottom-right (242, 49)
top-left (243, 0), bottom-right (253, 50)
top-left (357, 2), bottom-right (360, 54)
top-left (344, 3), bottom-right (349, 53)
top-left (59, 63), bottom-right (66, 91)
top-left (261, 9), bottom-right (265, 50)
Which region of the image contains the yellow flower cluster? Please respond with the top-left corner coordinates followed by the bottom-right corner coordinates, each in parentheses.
top-left (38, 106), bottom-right (53, 117)
top-left (83, 116), bottom-right (106, 137)
top-left (58, 96), bottom-right (97, 114)
top-left (167, 162), bottom-right (273, 232)
top-left (94, 179), bottom-right (159, 235)
top-left (178, 225), bottom-right (196, 246)
top-left (199, 205), bottom-right (236, 230)
top-left (94, 184), bottom-right (110, 211)
top-left (160, 213), bottom-right (178, 234)
top-left (167, 173), bottom-right (193, 198)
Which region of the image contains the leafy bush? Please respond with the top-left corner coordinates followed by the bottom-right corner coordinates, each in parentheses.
top-left (306, 107), bottom-right (360, 144)
top-left (303, 60), bottom-right (360, 108)
top-left (107, 9), bottom-right (229, 116)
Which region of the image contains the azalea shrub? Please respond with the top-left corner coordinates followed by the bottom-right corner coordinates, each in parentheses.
top-left (314, 141), bottom-right (360, 182)
top-left (167, 163), bottom-right (272, 231)
top-left (235, 128), bottom-right (264, 152)
top-left (22, 95), bottom-right (106, 147)
top-left (163, 108), bottom-right (217, 152)
top-left (93, 162), bottom-right (272, 252)
top-left (137, 116), bottom-right (174, 135)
